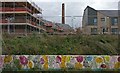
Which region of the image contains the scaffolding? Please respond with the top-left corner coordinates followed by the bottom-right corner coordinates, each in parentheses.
top-left (1, 0), bottom-right (45, 35)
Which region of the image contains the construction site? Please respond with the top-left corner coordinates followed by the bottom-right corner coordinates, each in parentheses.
top-left (0, 0), bottom-right (75, 36)
top-left (0, 0), bottom-right (120, 73)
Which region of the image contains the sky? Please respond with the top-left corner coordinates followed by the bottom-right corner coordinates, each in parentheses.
top-left (30, 0), bottom-right (120, 28)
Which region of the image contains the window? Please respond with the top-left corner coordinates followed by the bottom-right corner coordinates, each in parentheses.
top-left (114, 18), bottom-right (118, 24)
top-left (91, 28), bottom-right (97, 34)
top-left (40, 21), bottom-right (44, 26)
top-left (102, 28), bottom-right (108, 32)
top-left (111, 28), bottom-right (118, 34)
top-left (111, 17), bottom-right (118, 25)
top-left (101, 18), bottom-right (106, 26)
top-left (88, 17), bottom-right (97, 25)
top-left (10, 25), bottom-right (14, 33)
top-left (93, 18), bottom-right (97, 25)
top-left (101, 18), bottom-right (105, 21)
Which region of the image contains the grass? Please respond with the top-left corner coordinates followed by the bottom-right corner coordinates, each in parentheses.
top-left (2, 33), bottom-right (119, 55)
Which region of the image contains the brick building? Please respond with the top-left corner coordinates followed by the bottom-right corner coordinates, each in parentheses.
top-left (82, 6), bottom-right (119, 35)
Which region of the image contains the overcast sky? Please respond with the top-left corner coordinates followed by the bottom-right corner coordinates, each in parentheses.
top-left (31, 0), bottom-right (120, 28)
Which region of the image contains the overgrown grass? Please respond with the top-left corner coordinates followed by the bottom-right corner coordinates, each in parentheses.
top-left (2, 33), bottom-right (119, 55)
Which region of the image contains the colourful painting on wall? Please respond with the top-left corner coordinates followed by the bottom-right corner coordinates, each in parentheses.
top-left (0, 55), bottom-right (120, 71)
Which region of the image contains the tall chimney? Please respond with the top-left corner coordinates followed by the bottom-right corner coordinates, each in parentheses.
top-left (62, 3), bottom-right (65, 24)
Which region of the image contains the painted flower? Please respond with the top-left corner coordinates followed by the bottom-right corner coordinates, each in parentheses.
top-left (118, 56), bottom-right (120, 62)
top-left (114, 62), bottom-right (120, 69)
top-left (43, 55), bottom-right (48, 63)
top-left (13, 59), bottom-right (22, 69)
top-left (110, 56), bottom-right (118, 69)
top-left (104, 56), bottom-right (110, 62)
top-left (0, 56), bottom-right (4, 68)
top-left (56, 56), bottom-right (61, 63)
top-left (43, 63), bottom-right (48, 70)
top-left (110, 56), bottom-right (117, 62)
top-left (60, 62), bottom-right (66, 69)
top-left (4, 55), bottom-right (13, 64)
top-left (95, 57), bottom-right (103, 63)
top-left (66, 56), bottom-right (71, 63)
top-left (40, 58), bottom-right (44, 64)
top-left (75, 62), bottom-right (83, 69)
top-left (86, 56), bottom-right (93, 61)
top-left (76, 56), bottom-right (84, 62)
top-left (100, 63), bottom-right (107, 68)
top-left (19, 56), bottom-right (28, 65)
top-left (27, 60), bottom-right (34, 69)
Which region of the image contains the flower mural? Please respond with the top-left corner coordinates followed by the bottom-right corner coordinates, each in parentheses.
top-left (100, 63), bottom-right (107, 69)
top-left (56, 56), bottom-right (61, 63)
top-left (95, 56), bottom-right (103, 64)
top-left (104, 56), bottom-right (110, 62)
top-left (0, 56), bottom-right (4, 68)
top-left (76, 56), bottom-right (84, 63)
top-left (27, 60), bottom-right (34, 69)
top-left (86, 56), bottom-right (93, 62)
top-left (0, 55), bottom-right (120, 71)
top-left (4, 55), bottom-right (13, 64)
top-left (19, 56), bottom-right (28, 66)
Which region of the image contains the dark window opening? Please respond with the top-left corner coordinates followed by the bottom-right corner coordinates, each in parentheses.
top-left (10, 25), bottom-right (14, 33)
top-left (91, 28), bottom-right (97, 34)
top-left (111, 17), bottom-right (118, 25)
top-left (101, 18), bottom-right (105, 21)
top-left (88, 17), bottom-right (97, 25)
top-left (111, 28), bottom-right (118, 34)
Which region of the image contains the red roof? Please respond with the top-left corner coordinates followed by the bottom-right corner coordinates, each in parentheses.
top-left (45, 23), bottom-right (53, 27)
top-left (57, 27), bottom-right (63, 31)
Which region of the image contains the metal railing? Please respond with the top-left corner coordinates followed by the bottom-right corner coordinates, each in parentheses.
top-left (27, 0), bottom-right (42, 12)
top-left (0, 7), bottom-right (32, 13)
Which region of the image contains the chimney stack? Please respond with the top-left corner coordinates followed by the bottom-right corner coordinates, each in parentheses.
top-left (62, 3), bottom-right (65, 24)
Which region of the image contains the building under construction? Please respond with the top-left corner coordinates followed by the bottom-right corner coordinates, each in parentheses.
top-left (0, 0), bottom-right (73, 35)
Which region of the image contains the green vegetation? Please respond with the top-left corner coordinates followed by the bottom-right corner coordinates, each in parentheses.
top-left (2, 33), bottom-right (119, 55)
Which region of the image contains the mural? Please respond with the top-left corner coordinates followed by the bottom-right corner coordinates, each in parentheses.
top-left (0, 55), bottom-right (120, 71)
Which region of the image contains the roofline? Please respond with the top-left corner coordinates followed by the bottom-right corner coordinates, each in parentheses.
top-left (84, 6), bottom-right (97, 12)
top-left (1, 0), bottom-right (42, 13)
top-left (84, 6), bottom-right (109, 17)
top-left (84, 6), bottom-right (118, 17)
top-left (97, 10), bottom-right (119, 17)
top-left (97, 10), bottom-right (118, 17)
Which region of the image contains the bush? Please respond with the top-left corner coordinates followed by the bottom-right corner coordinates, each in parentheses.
top-left (2, 34), bottom-right (119, 55)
